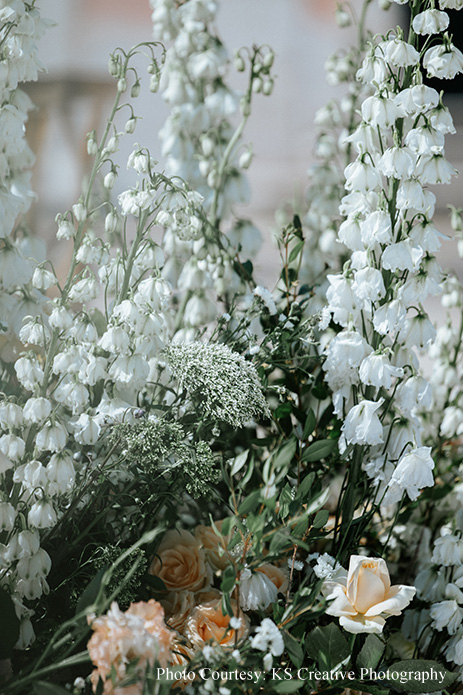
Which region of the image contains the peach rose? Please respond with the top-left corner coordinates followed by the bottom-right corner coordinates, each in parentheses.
top-left (87, 600), bottom-right (173, 694)
top-left (257, 563), bottom-right (289, 595)
top-left (323, 555), bottom-right (416, 633)
top-left (184, 599), bottom-right (249, 650)
top-left (149, 528), bottom-right (211, 592)
top-left (162, 588), bottom-right (221, 632)
top-left (195, 521), bottom-right (231, 571)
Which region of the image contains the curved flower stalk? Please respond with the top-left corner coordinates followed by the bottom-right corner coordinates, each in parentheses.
top-left (151, 0), bottom-right (274, 336)
top-left (322, 0), bottom-right (462, 559)
top-left (0, 3), bottom-right (50, 360)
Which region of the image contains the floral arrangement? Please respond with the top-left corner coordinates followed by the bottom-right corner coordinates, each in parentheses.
top-left (2, 0), bottom-right (463, 693)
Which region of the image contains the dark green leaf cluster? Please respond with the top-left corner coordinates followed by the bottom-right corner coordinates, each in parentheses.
top-left (91, 545), bottom-right (147, 609)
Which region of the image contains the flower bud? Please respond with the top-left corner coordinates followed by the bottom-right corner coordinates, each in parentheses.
top-left (234, 54), bottom-right (245, 72)
top-left (56, 215), bottom-right (75, 240)
top-left (125, 117), bottom-right (136, 134)
top-left (104, 170), bottom-right (116, 190)
top-left (263, 51), bottom-right (275, 68)
top-left (105, 210), bottom-right (119, 234)
top-left (108, 55), bottom-right (119, 76)
top-left (252, 76), bottom-right (263, 93)
top-left (263, 78), bottom-right (274, 96)
top-left (72, 202), bottom-right (87, 223)
top-left (239, 149), bottom-right (253, 169)
top-left (117, 77), bottom-right (127, 93)
top-left (87, 130), bottom-right (98, 156)
top-left (150, 73), bottom-right (160, 92)
top-left (131, 80), bottom-right (140, 98)
top-left (240, 98), bottom-right (251, 117)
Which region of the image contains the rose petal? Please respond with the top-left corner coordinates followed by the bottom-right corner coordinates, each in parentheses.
top-left (364, 584), bottom-right (416, 617)
top-left (325, 583), bottom-right (357, 617)
top-left (339, 614), bottom-right (385, 634)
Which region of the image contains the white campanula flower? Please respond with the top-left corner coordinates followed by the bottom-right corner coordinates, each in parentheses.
top-left (383, 38), bottom-right (420, 68)
top-left (361, 94), bottom-right (397, 128)
top-left (46, 452), bottom-right (75, 495)
top-left (385, 446), bottom-right (435, 503)
top-left (73, 413), bottom-right (101, 446)
top-left (415, 565), bottom-right (447, 602)
top-left (430, 104), bottom-right (456, 134)
top-left (399, 312), bottom-right (436, 349)
top-left (326, 275), bottom-right (362, 327)
top-left (409, 219), bottom-right (446, 252)
top-left (0, 402), bottom-right (23, 429)
top-left (423, 44), bottom-right (463, 80)
top-left (441, 406), bottom-right (463, 438)
top-left (430, 601), bottom-right (463, 635)
top-left (395, 375), bottom-right (432, 415)
top-left (27, 499), bottom-right (57, 529)
top-left (239, 567), bottom-right (278, 611)
top-left (379, 146), bottom-right (415, 179)
top-left (99, 325), bottom-right (131, 355)
top-left (360, 210), bottom-right (393, 247)
top-left (445, 632), bottom-right (463, 666)
top-left (16, 548), bottom-right (52, 580)
top-left (13, 460), bottom-right (48, 492)
top-left (0, 501), bottom-right (16, 531)
top-left (250, 618), bottom-right (284, 656)
top-left (0, 433), bottom-right (25, 462)
top-left (35, 421), bottom-right (67, 453)
top-left (432, 534), bottom-right (463, 567)
top-left (386, 417), bottom-right (422, 461)
top-left (32, 266), bottom-right (57, 291)
top-left (184, 292), bottom-right (216, 327)
top-left (356, 53), bottom-right (388, 86)
top-left (324, 330), bottom-right (372, 391)
top-left (359, 353), bottom-right (403, 389)
top-left (19, 318), bottom-right (50, 347)
top-left (352, 267), bottom-right (386, 307)
top-left (68, 274), bottom-right (99, 304)
top-left (54, 377), bottom-right (89, 415)
top-left (48, 304), bottom-right (74, 331)
top-left (338, 216), bottom-right (363, 251)
top-left (395, 85), bottom-right (440, 116)
top-left (16, 617), bottom-right (35, 649)
top-left (406, 125), bottom-right (445, 155)
top-left (323, 555), bottom-right (415, 634)
top-left (344, 159), bottom-right (382, 192)
top-left (340, 191), bottom-right (379, 217)
top-left (439, 0), bottom-right (463, 8)
top-left (342, 399), bottom-right (384, 446)
top-left (381, 239), bottom-right (424, 272)
top-left (396, 179), bottom-right (427, 212)
top-left (416, 153), bottom-right (457, 185)
top-left (413, 9), bottom-right (449, 35)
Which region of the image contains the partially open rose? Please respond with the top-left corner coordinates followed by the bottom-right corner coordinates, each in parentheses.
top-left (149, 529), bottom-right (211, 593)
top-left (322, 555), bottom-right (416, 633)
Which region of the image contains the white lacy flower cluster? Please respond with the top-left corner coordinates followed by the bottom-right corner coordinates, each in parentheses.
top-left (151, 0), bottom-right (269, 336)
top-left (322, 7), bottom-right (462, 505)
top-left (0, 2), bottom-right (50, 345)
top-left (403, 512), bottom-right (463, 676)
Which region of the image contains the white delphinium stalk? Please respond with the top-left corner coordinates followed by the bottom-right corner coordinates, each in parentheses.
top-left (322, 5), bottom-right (461, 545)
top-left (0, 4), bottom-right (51, 347)
top-left (151, 0), bottom-right (273, 335)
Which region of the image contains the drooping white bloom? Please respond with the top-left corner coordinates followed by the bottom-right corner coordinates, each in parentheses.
top-left (342, 399), bottom-right (384, 446)
top-left (423, 44), bottom-right (463, 80)
top-left (432, 534), bottom-right (463, 567)
top-left (385, 447), bottom-right (435, 503)
top-left (413, 9), bottom-right (450, 35)
top-left (239, 567), bottom-right (278, 611)
top-left (430, 601), bottom-right (463, 635)
top-left (359, 353), bottom-right (403, 389)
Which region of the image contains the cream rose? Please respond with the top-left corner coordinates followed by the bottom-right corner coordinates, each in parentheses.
top-left (184, 599), bottom-right (249, 650)
top-left (195, 520), bottom-right (231, 571)
top-left (323, 555), bottom-right (416, 633)
top-left (149, 529), bottom-right (211, 592)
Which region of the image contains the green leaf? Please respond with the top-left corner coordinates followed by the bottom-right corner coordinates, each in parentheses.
top-left (356, 634), bottom-right (385, 671)
top-left (298, 472), bottom-right (315, 499)
top-left (283, 630), bottom-right (304, 668)
top-left (302, 408), bottom-right (316, 440)
top-left (229, 450), bottom-right (249, 476)
top-left (220, 565), bottom-right (236, 594)
top-left (33, 683), bottom-right (71, 695)
top-left (75, 567), bottom-right (106, 615)
top-left (384, 659), bottom-right (458, 693)
top-left (345, 681), bottom-right (389, 695)
top-left (0, 587), bottom-right (20, 657)
top-left (274, 402), bottom-right (293, 419)
top-left (306, 623), bottom-right (350, 670)
top-left (312, 509), bottom-right (329, 529)
top-left (288, 239), bottom-right (305, 263)
top-left (273, 438), bottom-right (297, 470)
top-left (302, 439), bottom-right (336, 462)
top-left (274, 680), bottom-right (305, 693)
top-left (238, 489), bottom-right (261, 515)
